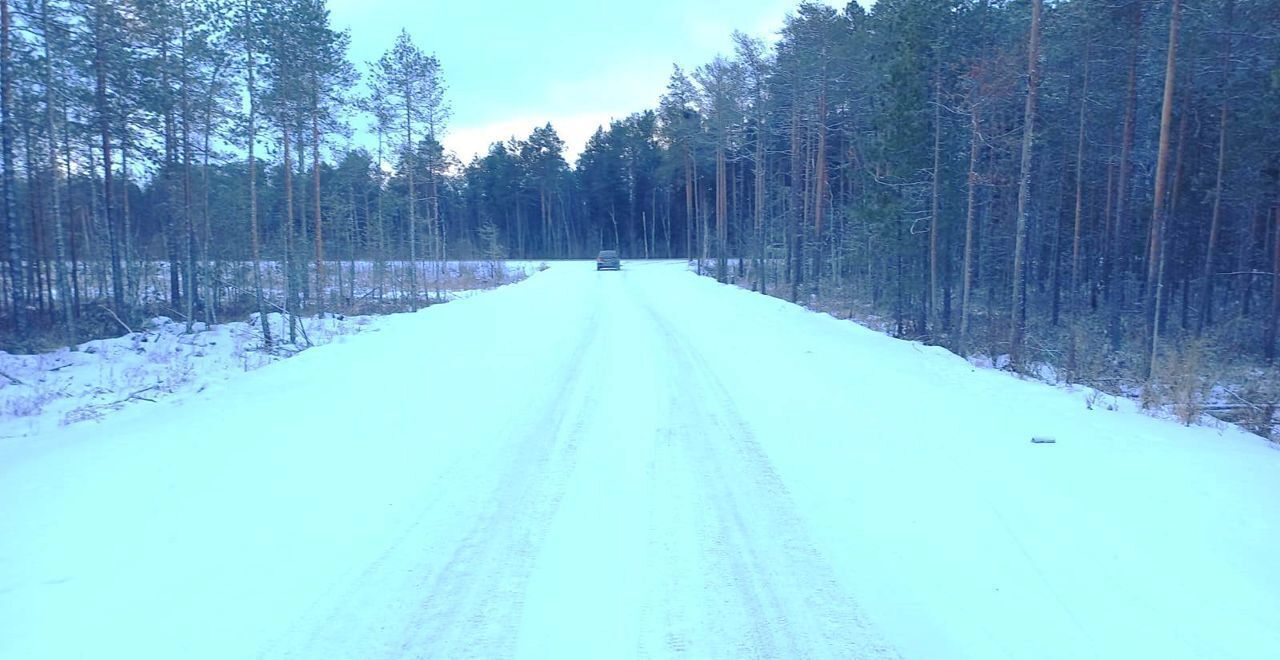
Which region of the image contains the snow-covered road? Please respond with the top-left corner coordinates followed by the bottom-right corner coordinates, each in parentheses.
top-left (2, 261), bottom-right (1277, 659)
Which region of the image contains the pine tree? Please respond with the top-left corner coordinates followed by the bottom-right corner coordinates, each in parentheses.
top-left (1009, 0), bottom-right (1042, 368)
top-left (370, 30), bottom-right (446, 308)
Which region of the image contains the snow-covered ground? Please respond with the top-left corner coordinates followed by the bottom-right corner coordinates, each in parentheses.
top-left (1, 260), bottom-right (1276, 659)
top-left (0, 313), bottom-right (383, 439)
top-left (0, 262), bottom-right (542, 439)
top-left (87, 258), bottom-right (545, 308)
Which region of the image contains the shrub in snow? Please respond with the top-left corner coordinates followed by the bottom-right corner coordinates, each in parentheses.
top-left (3, 388), bottom-right (60, 418)
top-left (1149, 341), bottom-right (1211, 425)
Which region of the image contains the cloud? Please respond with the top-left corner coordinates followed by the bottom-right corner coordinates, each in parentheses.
top-left (335, 0), bottom-right (877, 171)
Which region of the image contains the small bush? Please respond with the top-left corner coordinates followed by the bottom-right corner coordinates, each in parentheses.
top-left (1, 379), bottom-right (64, 418)
top-left (1144, 340), bottom-right (1211, 425)
top-left (1232, 366), bottom-right (1280, 441)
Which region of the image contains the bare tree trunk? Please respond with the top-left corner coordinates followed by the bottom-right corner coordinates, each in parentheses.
top-left (404, 86), bottom-right (417, 308)
top-left (641, 210), bottom-right (649, 259)
top-left (295, 131), bottom-right (308, 306)
top-left (558, 189), bottom-right (570, 258)
top-left (700, 182), bottom-right (710, 273)
top-left (650, 186), bottom-right (658, 260)
top-left (1164, 82), bottom-right (1191, 334)
top-left (348, 184), bottom-right (356, 303)
top-left (181, 13), bottom-right (197, 333)
top-left (244, 0), bottom-right (271, 349)
top-left (312, 81), bottom-right (325, 318)
top-left (1268, 205), bottom-right (1280, 363)
top-left (373, 123), bottom-right (386, 300)
top-left (432, 156), bottom-right (443, 295)
top-left (1009, 0), bottom-right (1042, 368)
top-left (24, 124), bottom-right (44, 315)
top-left (541, 185), bottom-right (550, 256)
top-left (1146, 0), bottom-right (1181, 381)
top-left (0, 0), bottom-right (20, 335)
top-left (788, 101), bottom-right (802, 302)
top-left (664, 185), bottom-right (673, 258)
top-left (694, 165), bottom-right (703, 275)
top-left (684, 148), bottom-right (693, 261)
top-left (41, 0), bottom-right (74, 343)
top-left (754, 115), bottom-right (765, 294)
top-left (929, 59), bottom-right (942, 337)
top-left (715, 144), bottom-right (727, 282)
top-left (513, 181), bottom-right (524, 258)
top-left (1107, 4), bottom-right (1143, 352)
top-left (651, 186), bottom-right (658, 260)
top-left (1050, 151), bottom-right (1066, 327)
top-left (1200, 0), bottom-right (1233, 337)
top-left (283, 122), bottom-right (298, 344)
top-left (92, 1), bottom-right (125, 315)
top-left (120, 131), bottom-right (134, 304)
top-left (201, 57), bottom-right (225, 325)
top-left (162, 40), bottom-right (182, 310)
top-left (1068, 50), bottom-right (1090, 375)
top-left (959, 105), bottom-right (981, 355)
top-left (62, 100), bottom-right (79, 316)
top-left (813, 88), bottom-right (828, 296)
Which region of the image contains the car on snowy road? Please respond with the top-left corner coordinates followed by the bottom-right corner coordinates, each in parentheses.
top-left (596, 250), bottom-right (620, 271)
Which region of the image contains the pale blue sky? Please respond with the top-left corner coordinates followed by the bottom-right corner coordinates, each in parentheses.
top-left (327, 0), bottom-right (872, 163)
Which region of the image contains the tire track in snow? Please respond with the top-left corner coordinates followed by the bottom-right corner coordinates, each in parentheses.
top-left (266, 264), bottom-right (897, 658)
top-left (632, 276), bottom-right (898, 659)
top-left (267, 300), bottom-right (604, 659)
top-left (393, 302), bottom-right (603, 658)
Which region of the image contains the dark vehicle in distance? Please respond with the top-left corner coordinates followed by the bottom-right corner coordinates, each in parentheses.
top-left (596, 250), bottom-right (620, 271)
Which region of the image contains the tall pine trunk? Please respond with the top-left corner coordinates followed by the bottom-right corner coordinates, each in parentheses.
top-left (181, 15), bottom-right (197, 333)
top-left (312, 80), bottom-right (325, 317)
top-left (1146, 0), bottom-right (1181, 381)
top-left (754, 114), bottom-right (765, 294)
top-left (788, 100), bottom-right (802, 303)
top-left (201, 57), bottom-right (225, 325)
top-left (813, 88), bottom-right (828, 296)
top-left (283, 122), bottom-right (298, 343)
top-left (1199, 0), bottom-right (1233, 337)
top-left (715, 144), bottom-right (727, 282)
top-left (41, 0), bottom-right (73, 343)
top-left (93, 1), bottom-right (124, 314)
top-left (958, 105), bottom-right (981, 355)
top-left (929, 59), bottom-right (942, 338)
top-left (403, 86), bottom-right (417, 307)
top-left (684, 147), bottom-right (693, 261)
top-left (1267, 205), bottom-right (1280, 363)
top-left (1068, 50), bottom-right (1090, 375)
top-left (244, 0), bottom-right (271, 349)
top-left (1009, 0), bottom-right (1042, 368)
top-left (0, 0), bottom-right (21, 335)
top-left (1107, 4), bottom-right (1143, 352)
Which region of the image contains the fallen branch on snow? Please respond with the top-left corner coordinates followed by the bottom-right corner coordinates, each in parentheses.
top-left (99, 305), bottom-right (134, 335)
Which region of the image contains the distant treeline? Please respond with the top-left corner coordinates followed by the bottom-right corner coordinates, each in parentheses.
top-left (1, 1), bottom-right (1279, 410)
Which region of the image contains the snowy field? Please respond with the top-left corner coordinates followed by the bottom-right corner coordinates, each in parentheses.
top-left (1, 260), bottom-right (1277, 659)
top-left (0, 262), bottom-right (542, 438)
top-left (0, 313), bottom-right (383, 439)
top-left (62, 258), bottom-right (544, 308)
